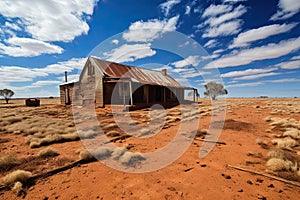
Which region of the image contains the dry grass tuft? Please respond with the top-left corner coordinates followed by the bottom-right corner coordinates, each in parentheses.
top-left (256, 138), bottom-right (269, 149)
top-left (271, 137), bottom-right (298, 150)
top-left (266, 158), bottom-right (293, 173)
top-left (79, 130), bottom-right (97, 139)
top-left (12, 181), bottom-right (23, 196)
top-left (106, 130), bottom-right (120, 137)
top-left (38, 148), bottom-right (59, 158)
top-left (92, 146), bottom-right (113, 160)
top-left (0, 155), bottom-right (21, 172)
top-left (29, 141), bottom-right (41, 148)
top-left (111, 147), bottom-right (126, 160)
top-left (78, 149), bottom-right (95, 162)
top-left (283, 128), bottom-right (300, 139)
top-left (0, 170), bottom-right (32, 186)
top-left (267, 149), bottom-right (285, 159)
top-left (119, 151), bottom-right (145, 167)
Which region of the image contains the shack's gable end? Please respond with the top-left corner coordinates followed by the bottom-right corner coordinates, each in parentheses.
top-left (79, 58), bottom-right (104, 83)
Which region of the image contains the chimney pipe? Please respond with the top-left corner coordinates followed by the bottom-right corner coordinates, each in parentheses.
top-left (162, 69), bottom-right (167, 76)
top-left (64, 71), bottom-right (68, 82)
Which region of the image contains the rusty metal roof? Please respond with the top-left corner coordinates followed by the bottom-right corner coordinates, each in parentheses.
top-left (90, 57), bottom-right (188, 88)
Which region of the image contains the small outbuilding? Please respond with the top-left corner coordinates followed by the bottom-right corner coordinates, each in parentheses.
top-left (60, 57), bottom-right (198, 109)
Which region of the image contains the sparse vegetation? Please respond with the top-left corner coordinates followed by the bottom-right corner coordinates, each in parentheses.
top-left (38, 148), bottom-right (60, 158)
top-left (119, 151), bottom-right (145, 167)
top-left (12, 181), bottom-right (23, 196)
top-left (0, 89), bottom-right (15, 104)
top-left (0, 170), bottom-right (32, 186)
top-left (0, 155), bottom-right (21, 172)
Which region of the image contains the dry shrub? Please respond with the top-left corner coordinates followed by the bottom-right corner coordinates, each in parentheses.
top-left (106, 130), bottom-right (120, 137)
top-left (61, 133), bottom-right (79, 141)
top-left (6, 116), bottom-right (23, 124)
top-left (29, 133), bottom-right (79, 148)
top-left (196, 129), bottom-right (208, 137)
top-left (266, 158), bottom-right (293, 172)
top-left (79, 147), bottom-right (113, 161)
top-left (267, 149), bottom-right (285, 159)
top-left (111, 147), bottom-right (126, 160)
top-left (79, 149), bottom-right (94, 161)
top-left (272, 137), bottom-right (298, 149)
top-left (79, 130), bottom-right (97, 139)
top-left (29, 141), bottom-right (41, 148)
top-left (256, 138), bottom-right (269, 149)
top-left (92, 146), bottom-right (113, 160)
top-left (103, 123), bottom-right (118, 130)
top-left (38, 148), bottom-right (59, 158)
top-left (119, 152), bottom-right (145, 167)
top-left (283, 128), bottom-right (300, 139)
top-left (0, 155), bottom-right (21, 172)
top-left (12, 181), bottom-right (23, 195)
top-left (0, 170), bottom-right (32, 186)
top-left (264, 116), bottom-right (272, 122)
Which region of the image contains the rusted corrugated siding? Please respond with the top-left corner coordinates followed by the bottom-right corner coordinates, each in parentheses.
top-left (91, 57), bottom-right (186, 88)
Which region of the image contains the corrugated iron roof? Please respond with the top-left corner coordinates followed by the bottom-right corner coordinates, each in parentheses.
top-left (90, 57), bottom-right (189, 88)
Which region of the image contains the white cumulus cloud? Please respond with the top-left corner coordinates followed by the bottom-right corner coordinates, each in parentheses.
top-left (204, 5), bottom-right (247, 27)
top-left (103, 43), bottom-right (156, 63)
top-left (160, 0), bottom-right (181, 16)
top-left (221, 67), bottom-right (278, 78)
top-left (0, 0), bottom-right (98, 42)
top-left (122, 16), bottom-right (179, 42)
top-left (172, 55), bottom-right (201, 68)
top-left (202, 20), bottom-right (243, 38)
top-left (202, 4), bottom-right (233, 18)
top-left (230, 23), bottom-right (298, 48)
top-left (204, 39), bottom-right (218, 48)
top-left (0, 37), bottom-right (63, 57)
top-left (275, 59), bottom-right (300, 69)
top-left (204, 36), bottom-right (300, 69)
top-left (271, 0), bottom-right (300, 20)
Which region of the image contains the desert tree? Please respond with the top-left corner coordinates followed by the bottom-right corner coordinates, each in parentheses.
top-left (203, 81), bottom-right (227, 100)
top-left (0, 89), bottom-right (15, 104)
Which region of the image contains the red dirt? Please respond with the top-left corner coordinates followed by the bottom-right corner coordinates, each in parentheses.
top-left (0, 98), bottom-right (300, 200)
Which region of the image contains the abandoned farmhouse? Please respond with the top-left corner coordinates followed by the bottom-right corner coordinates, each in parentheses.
top-left (60, 57), bottom-right (198, 108)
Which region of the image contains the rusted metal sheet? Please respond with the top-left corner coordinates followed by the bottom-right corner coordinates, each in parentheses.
top-left (91, 57), bottom-right (187, 88)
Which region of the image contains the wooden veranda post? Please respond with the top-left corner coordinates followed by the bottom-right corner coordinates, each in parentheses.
top-left (129, 80), bottom-right (133, 106)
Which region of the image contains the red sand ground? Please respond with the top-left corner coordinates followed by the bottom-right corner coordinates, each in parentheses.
top-left (0, 98), bottom-right (300, 199)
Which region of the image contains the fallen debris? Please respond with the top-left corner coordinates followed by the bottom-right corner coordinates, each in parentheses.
top-left (227, 164), bottom-right (300, 187)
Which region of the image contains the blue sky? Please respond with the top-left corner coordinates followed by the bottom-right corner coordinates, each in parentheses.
top-left (0, 0), bottom-right (299, 98)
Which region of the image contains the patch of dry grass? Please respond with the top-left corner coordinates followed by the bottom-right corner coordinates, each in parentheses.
top-left (106, 130), bottom-right (120, 137)
top-left (271, 137), bottom-right (298, 150)
top-left (266, 158), bottom-right (294, 173)
top-left (38, 148), bottom-right (59, 158)
top-left (12, 181), bottom-right (23, 196)
top-left (256, 138), bottom-right (269, 149)
top-left (283, 128), bottom-right (300, 139)
top-left (0, 170), bottom-right (32, 186)
top-left (119, 151), bottom-right (145, 167)
top-left (77, 146), bottom-right (146, 168)
top-left (0, 155), bottom-right (21, 172)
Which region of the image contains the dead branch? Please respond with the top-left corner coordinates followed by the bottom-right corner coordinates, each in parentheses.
top-left (0, 159), bottom-right (92, 192)
top-left (194, 138), bottom-right (226, 145)
top-left (227, 164), bottom-right (300, 187)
